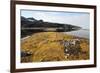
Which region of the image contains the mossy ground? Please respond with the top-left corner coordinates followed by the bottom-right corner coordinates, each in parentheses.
top-left (21, 32), bottom-right (89, 63)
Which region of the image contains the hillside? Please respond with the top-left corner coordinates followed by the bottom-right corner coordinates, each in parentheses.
top-left (21, 16), bottom-right (81, 38)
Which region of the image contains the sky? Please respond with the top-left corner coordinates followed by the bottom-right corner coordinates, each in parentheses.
top-left (21, 10), bottom-right (90, 29)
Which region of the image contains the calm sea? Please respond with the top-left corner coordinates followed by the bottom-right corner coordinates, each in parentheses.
top-left (65, 29), bottom-right (89, 39)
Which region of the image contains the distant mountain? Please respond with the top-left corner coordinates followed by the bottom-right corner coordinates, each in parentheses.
top-left (21, 16), bottom-right (81, 29)
top-left (21, 16), bottom-right (63, 28)
top-left (21, 16), bottom-right (38, 27)
top-left (21, 16), bottom-right (81, 38)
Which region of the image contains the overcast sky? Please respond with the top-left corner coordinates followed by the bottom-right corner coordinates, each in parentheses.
top-left (21, 10), bottom-right (90, 29)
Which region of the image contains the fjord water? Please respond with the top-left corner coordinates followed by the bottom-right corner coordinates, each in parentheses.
top-left (65, 29), bottom-right (89, 39)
